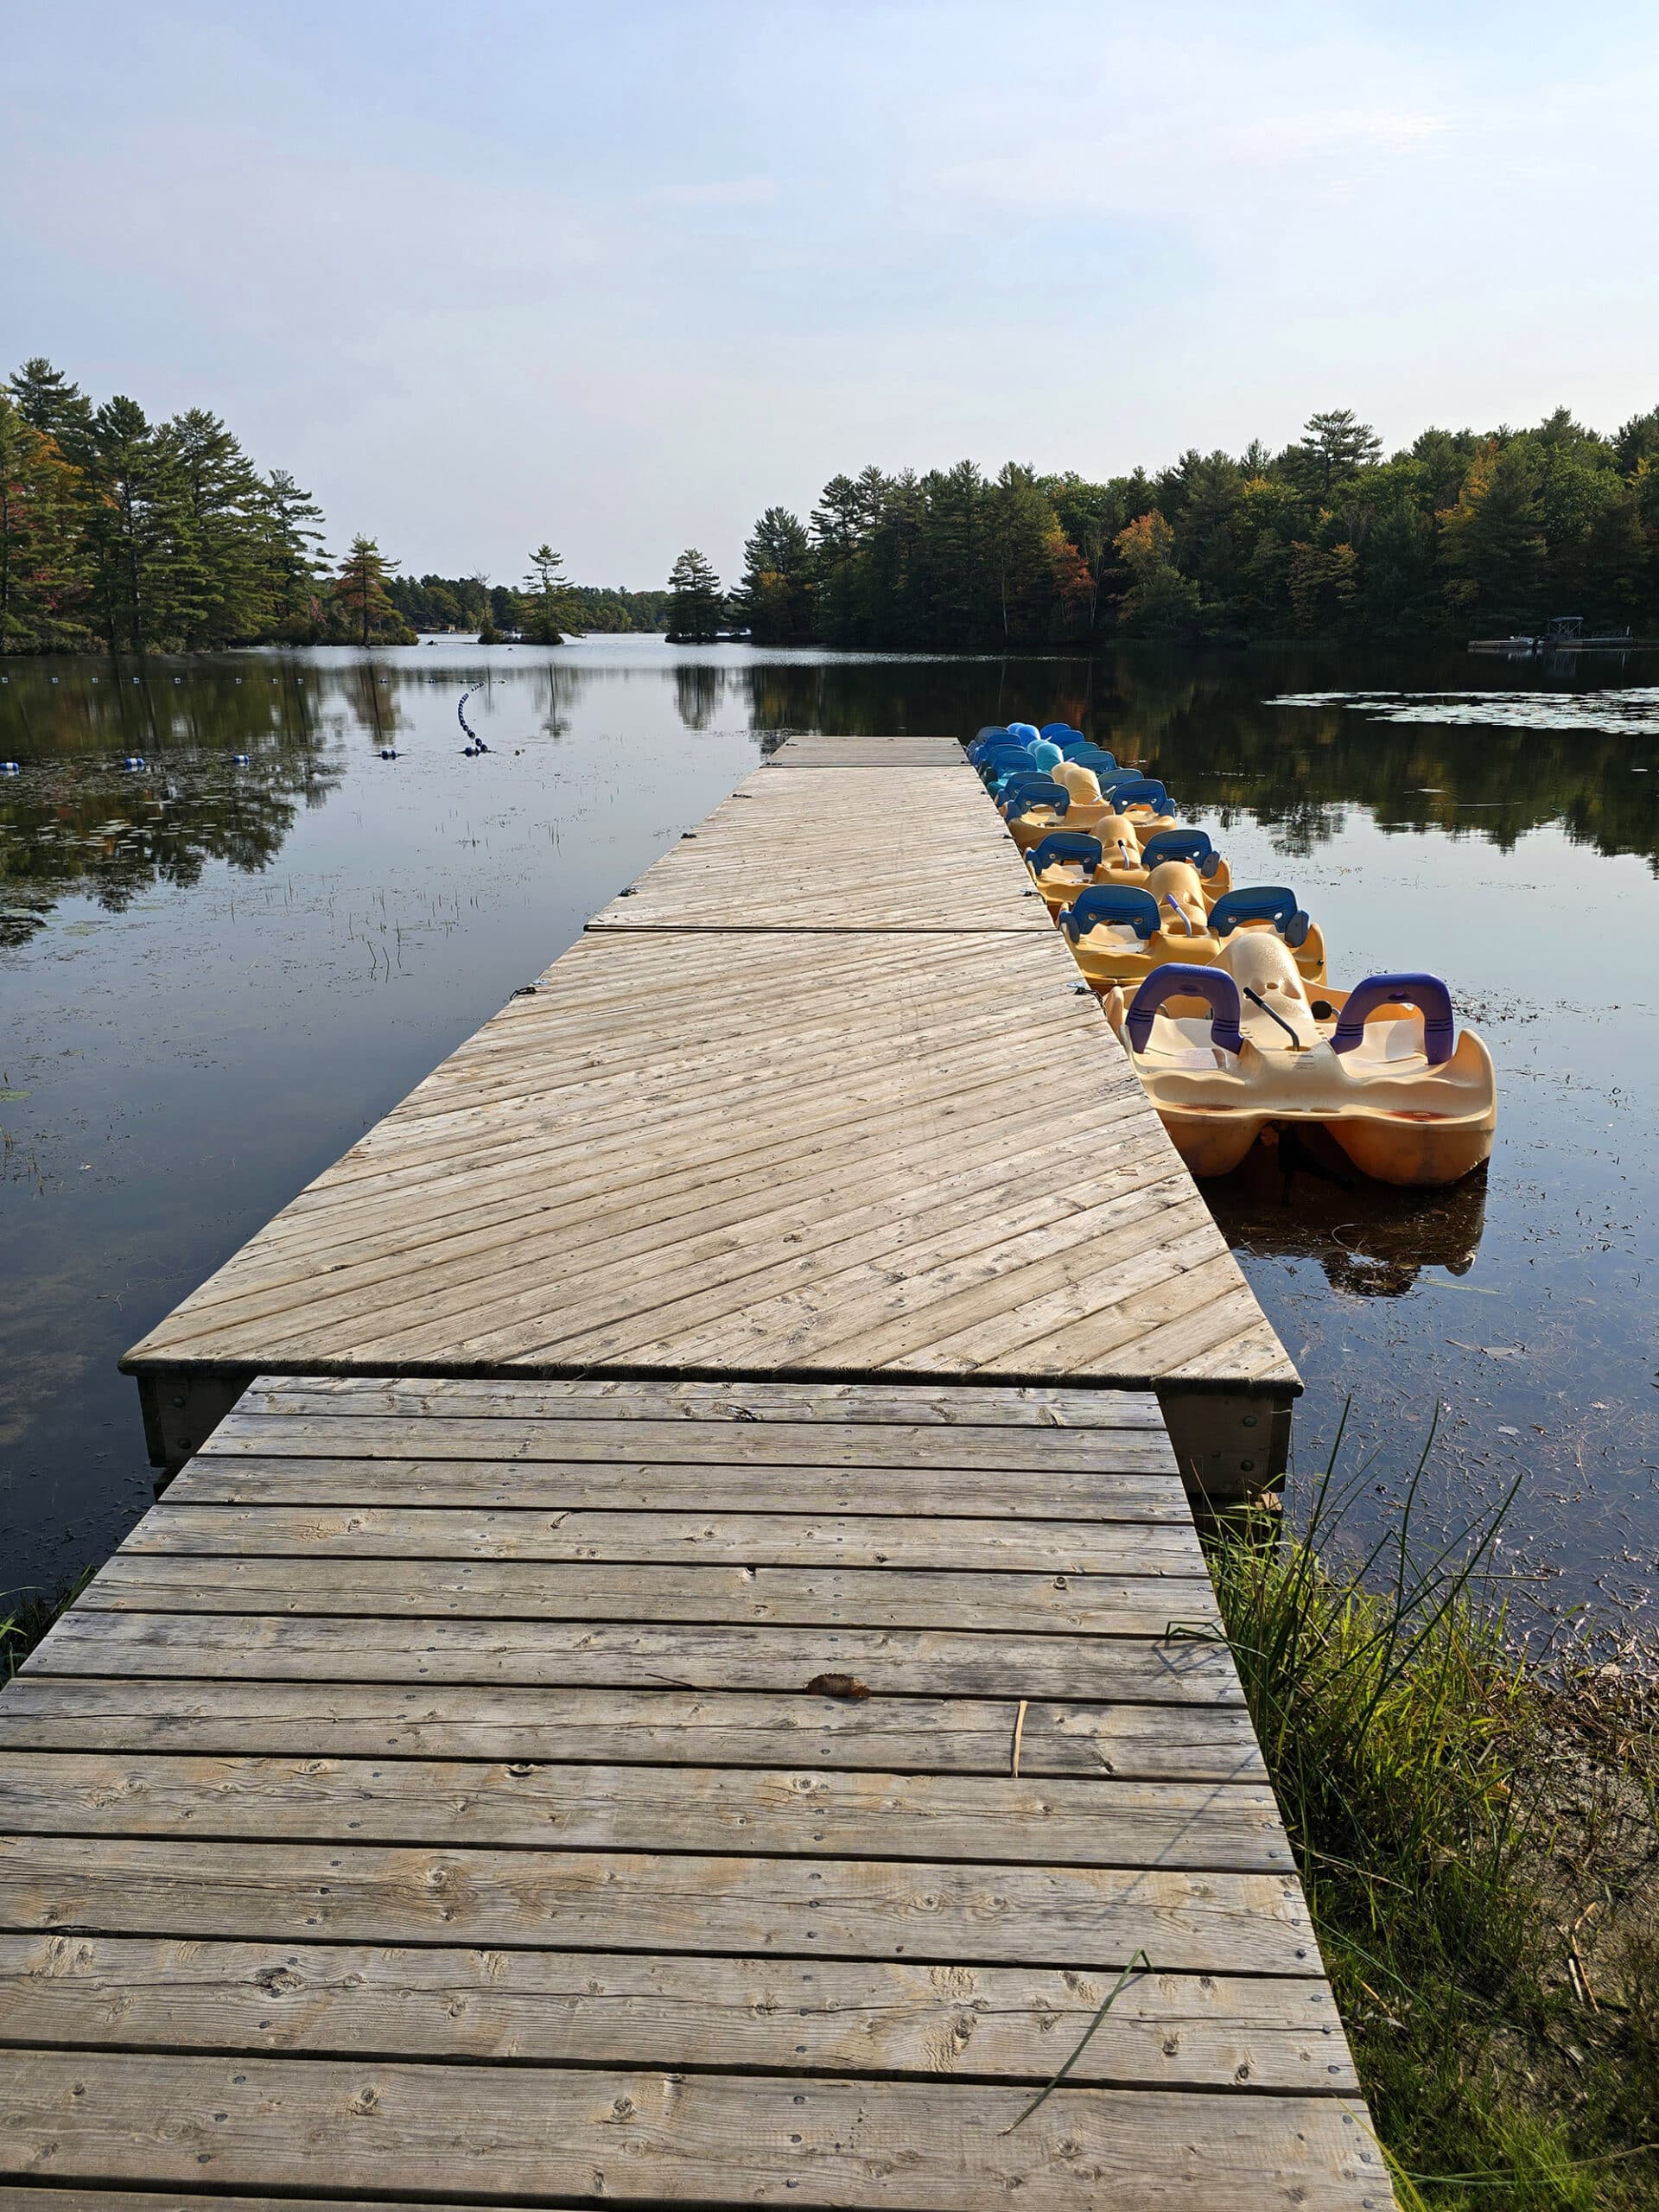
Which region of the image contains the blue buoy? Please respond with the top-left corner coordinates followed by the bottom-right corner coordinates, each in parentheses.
top-left (0, 761), bottom-right (21, 775)
top-left (379, 747), bottom-right (397, 760)
top-left (122, 756), bottom-right (146, 770)
top-left (232, 753), bottom-right (251, 765)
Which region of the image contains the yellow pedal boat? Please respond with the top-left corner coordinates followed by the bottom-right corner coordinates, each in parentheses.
top-left (1102, 933), bottom-right (1496, 1186)
top-left (1004, 778), bottom-right (1075, 852)
top-left (1027, 829), bottom-right (1235, 918)
top-left (1060, 876), bottom-right (1327, 988)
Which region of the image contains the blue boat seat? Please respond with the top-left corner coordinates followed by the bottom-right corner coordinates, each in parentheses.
top-left (1059, 885), bottom-right (1161, 942)
top-left (1103, 776), bottom-right (1169, 811)
top-left (1141, 830), bottom-right (1220, 878)
top-left (1001, 778), bottom-right (1071, 817)
top-left (1210, 886), bottom-right (1310, 948)
top-left (1027, 832), bottom-right (1103, 877)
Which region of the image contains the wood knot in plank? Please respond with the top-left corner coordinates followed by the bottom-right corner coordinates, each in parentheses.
top-left (804, 1672), bottom-right (872, 1700)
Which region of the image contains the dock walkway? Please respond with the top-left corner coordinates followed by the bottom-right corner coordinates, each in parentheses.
top-left (0, 735), bottom-right (1389, 2207)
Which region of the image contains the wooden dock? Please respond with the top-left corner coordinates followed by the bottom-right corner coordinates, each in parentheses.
top-left (118, 741), bottom-right (1298, 1492)
top-left (0, 734), bottom-right (1393, 2207)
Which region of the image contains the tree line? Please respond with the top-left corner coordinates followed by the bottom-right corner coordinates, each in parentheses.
top-left (720, 405), bottom-right (1659, 648)
top-left (10, 355), bottom-right (1656, 656)
top-left (0, 356), bottom-right (669, 654)
top-left (385, 571), bottom-right (671, 639)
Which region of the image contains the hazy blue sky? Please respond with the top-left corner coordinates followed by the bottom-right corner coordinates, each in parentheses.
top-left (4, 0), bottom-right (1656, 587)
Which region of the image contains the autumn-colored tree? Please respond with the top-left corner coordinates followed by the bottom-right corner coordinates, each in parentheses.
top-left (1113, 510), bottom-right (1202, 638)
top-left (0, 394), bottom-right (93, 651)
top-left (1046, 525), bottom-right (1094, 629)
top-left (1287, 537), bottom-right (1359, 632)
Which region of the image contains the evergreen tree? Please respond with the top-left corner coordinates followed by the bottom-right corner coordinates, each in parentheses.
top-left (736, 507), bottom-right (813, 642)
top-left (1287, 408), bottom-right (1383, 496)
top-left (1440, 441), bottom-right (1548, 628)
top-left (9, 357), bottom-right (94, 462)
top-left (522, 543), bottom-right (569, 644)
top-left (486, 582), bottom-right (523, 639)
top-left (255, 469), bottom-right (328, 640)
top-left (666, 548), bottom-right (725, 641)
top-left (986, 464), bottom-right (1054, 644)
top-left (165, 406), bottom-right (264, 645)
top-left (1612, 408), bottom-right (1659, 476)
top-left (85, 395), bottom-right (181, 653)
top-left (332, 535), bottom-right (409, 647)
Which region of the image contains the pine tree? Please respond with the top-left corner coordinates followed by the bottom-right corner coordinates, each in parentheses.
top-left (987, 464), bottom-right (1057, 645)
top-left (164, 407), bottom-right (265, 645)
top-left (332, 536), bottom-right (407, 647)
top-left (522, 543), bottom-right (569, 644)
top-left (8, 357), bottom-right (95, 462)
top-left (1439, 441), bottom-right (1547, 628)
top-left (665, 548), bottom-right (725, 641)
top-left (85, 395), bottom-right (186, 652)
top-left (736, 508), bottom-right (813, 642)
top-left (254, 470), bottom-right (328, 640)
top-left (1288, 409), bottom-right (1383, 497)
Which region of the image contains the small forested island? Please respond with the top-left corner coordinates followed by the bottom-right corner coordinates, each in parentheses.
top-left (3, 353), bottom-right (1656, 653)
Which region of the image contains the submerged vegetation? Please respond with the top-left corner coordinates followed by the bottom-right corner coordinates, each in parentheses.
top-left (732, 404), bottom-right (1659, 649)
top-left (1211, 1426), bottom-right (1659, 2207)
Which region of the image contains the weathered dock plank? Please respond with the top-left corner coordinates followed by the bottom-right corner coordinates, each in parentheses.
top-left (1, 1376), bottom-right (1379, 2207)
top-left (770, 732), bottom-right (964, 766)
top-left (0, 1371), bottom-right (1389, 2202)
top-left (587, 761), bottom-right (1044, 931)
top-left (121, 925), bottom-right (1294, 1473)
top-left (0, 732), bottom-right (1389, 2205)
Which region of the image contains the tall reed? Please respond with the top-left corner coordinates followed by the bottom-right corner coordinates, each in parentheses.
top-left (1208, 1410), bottom-right (1658, 2208)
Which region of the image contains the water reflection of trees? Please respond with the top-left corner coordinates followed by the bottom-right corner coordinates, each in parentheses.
top-left (728, 648), bottom-right (1659, 871)
top-left (674, 664), bottom-right (728, 732)
top-left (0, 660), bottom-right (345, 943)
top-left (5, 649), bottom-right (1658, 945)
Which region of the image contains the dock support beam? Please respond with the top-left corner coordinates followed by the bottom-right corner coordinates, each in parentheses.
top-left (1158, 1389), bottom-right (1293, 1505)
top-left (134, 1367), bottom-right (254, 1475)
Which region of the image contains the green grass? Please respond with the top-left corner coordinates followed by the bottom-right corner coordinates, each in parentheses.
top-left (0, 1566), bottom-right (93, 1679)
top-left (1208, 1414), bottom-right (1659, 2209)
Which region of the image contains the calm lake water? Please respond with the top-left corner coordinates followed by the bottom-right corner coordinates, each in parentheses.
top-left (3, 638), bottom-right (1656, 1641)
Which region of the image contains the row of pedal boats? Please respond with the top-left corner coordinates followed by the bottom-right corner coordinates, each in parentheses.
top-left (971, 721), bottom-right (1497, 1187)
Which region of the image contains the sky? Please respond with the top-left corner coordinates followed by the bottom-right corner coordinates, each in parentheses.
top-left (3, 0), bottom-right (1658, 588)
